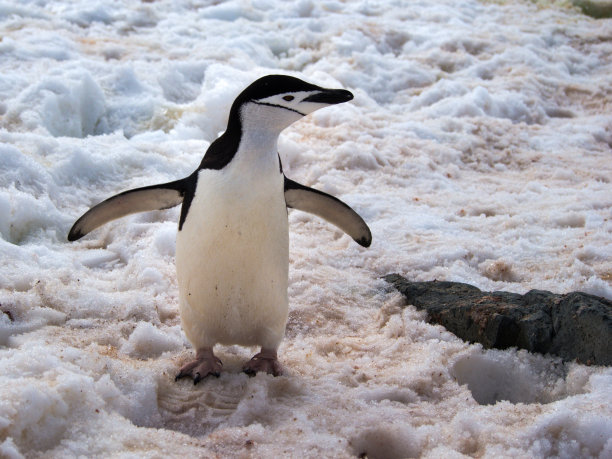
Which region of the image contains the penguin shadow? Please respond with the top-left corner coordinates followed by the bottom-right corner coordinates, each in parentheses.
top-left (156, 349), bottom-right (305, 437)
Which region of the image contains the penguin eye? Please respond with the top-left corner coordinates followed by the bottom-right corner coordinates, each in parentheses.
top-left (282, 95), bottom-right (294, 102)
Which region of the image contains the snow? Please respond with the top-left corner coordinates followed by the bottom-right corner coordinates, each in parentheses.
top-left (1, 0), bottom-right (611, 457)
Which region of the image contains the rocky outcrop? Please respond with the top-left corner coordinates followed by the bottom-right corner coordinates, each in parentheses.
top-left (572, 0), bottom-right (612, 18)
top-left (385, 274), bottom-right (612, 366)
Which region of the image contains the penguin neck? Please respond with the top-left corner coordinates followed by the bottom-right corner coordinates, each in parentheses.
top-left (197, 101), bottom-right (299, 173)
top-left (239, 122), bottom-right (280, 158)
top-left (231, 102), bottom-right (297, 173)
top-left (238, 102), bottom-right (293, 155)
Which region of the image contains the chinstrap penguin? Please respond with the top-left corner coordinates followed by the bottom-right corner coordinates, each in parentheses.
top-left (69, 75), bottom-right (372, 383)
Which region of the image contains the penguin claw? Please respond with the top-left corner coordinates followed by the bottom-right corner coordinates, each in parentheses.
top-left (243, 367), bottom-right (257, 377)
top-left (175, 353), bottom-right (222, 384)
top-left (242, 352), bottom-right (282, 377)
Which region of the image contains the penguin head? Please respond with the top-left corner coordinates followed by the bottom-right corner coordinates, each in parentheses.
top-left (233, 75), bottom-right (353, 133)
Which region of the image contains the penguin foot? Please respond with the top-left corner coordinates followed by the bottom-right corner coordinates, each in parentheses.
top-left (175, 348), bottom-right (222, 385)
top-left (243, 349), bottom-right (282, 377)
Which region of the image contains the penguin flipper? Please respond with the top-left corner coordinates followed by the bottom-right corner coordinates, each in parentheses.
top-left (284, 177), bottom-right (372, 247)
top-left (68, 179), bottom-right (187, 241)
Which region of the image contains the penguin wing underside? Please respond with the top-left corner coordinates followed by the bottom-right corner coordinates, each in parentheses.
top-left (284, 177), bottom-right (372, 248)
top-left (68, 180), bottom-right (186, 241)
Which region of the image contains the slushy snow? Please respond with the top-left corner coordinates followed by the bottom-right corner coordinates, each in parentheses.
top-left (1, 0), bottom-right (611, 457)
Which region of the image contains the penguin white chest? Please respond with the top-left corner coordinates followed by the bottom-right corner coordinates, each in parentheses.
top-left (175, 159), bottom-right (289, 350)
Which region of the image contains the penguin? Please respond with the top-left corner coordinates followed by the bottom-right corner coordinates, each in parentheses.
top-left (68, 75), bottom-right (371, 383)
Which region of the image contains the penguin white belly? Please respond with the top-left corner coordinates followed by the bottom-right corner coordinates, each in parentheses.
top-left (175, 167), bottom-right (289, 351)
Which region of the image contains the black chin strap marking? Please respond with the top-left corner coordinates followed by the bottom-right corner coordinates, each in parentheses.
top-left (252, 100), bottom-right (306, 117)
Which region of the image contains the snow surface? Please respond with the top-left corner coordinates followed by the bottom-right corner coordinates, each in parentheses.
top-left (1, 0), bottom-right (611, 457)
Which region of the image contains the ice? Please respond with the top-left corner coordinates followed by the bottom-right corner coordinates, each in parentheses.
top-left (1, 0), bottom-right (611, 457)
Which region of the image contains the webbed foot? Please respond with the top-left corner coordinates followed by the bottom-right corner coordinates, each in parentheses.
top-left (243, 348), bottom-right (282, 377)
top-left (175, 348), bottom-right (222, 385)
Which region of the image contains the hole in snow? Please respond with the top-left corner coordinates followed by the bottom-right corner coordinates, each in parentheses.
top-left (350, 424), bottom-right (421, 459)
top-left (450, 350), bottom-right (586, 406)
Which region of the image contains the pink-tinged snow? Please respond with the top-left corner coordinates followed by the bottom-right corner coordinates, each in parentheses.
top-left (0, 1), bottom-right (611, 457)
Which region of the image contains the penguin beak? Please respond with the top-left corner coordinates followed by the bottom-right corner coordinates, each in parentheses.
top-left (303, 89), bottom-right (353, 105)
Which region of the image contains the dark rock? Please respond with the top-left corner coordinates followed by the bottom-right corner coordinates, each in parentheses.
top-left (384, 274), bottom-right (612, 366)
top-left (572, 0), bottom-right (612, 19)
